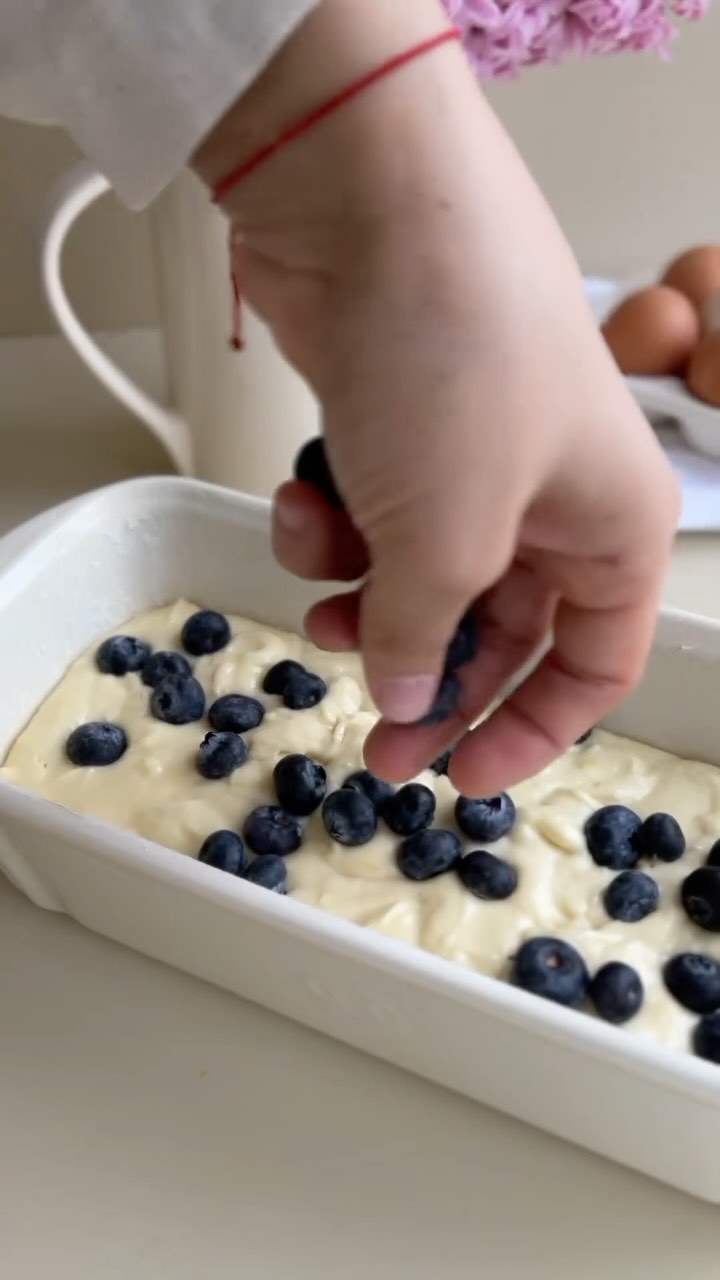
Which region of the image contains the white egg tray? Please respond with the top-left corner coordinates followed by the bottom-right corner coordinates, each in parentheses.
top-left (2, 476), bottom-right (720, 1200)
top-left (585, 277), bottom-right (720, 461)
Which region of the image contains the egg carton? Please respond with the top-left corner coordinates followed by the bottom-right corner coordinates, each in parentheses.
top-left (585, 277), bottom-right (720, 462)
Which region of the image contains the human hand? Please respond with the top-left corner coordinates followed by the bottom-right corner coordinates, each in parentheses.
top-left (195, 0), bottom-right (678, 794)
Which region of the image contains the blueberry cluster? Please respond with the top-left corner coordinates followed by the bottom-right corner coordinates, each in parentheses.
top-left (577, 803), bottom-right (720, 1059)
top-left (293, 435), bottom-right (479, 724)
top-left (262, 659), bottom-right (327, 710)
top-left (512, 939), bottom-right (644, 1026)
top-left (66, 612), bottom-right (327, 774)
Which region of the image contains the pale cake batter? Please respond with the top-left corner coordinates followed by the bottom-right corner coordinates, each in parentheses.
top-left (4, 599), bottom-right (720, 1055)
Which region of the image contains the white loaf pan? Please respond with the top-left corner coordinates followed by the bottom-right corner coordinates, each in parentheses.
top-left (2, 476), bottom-right (720, 1200)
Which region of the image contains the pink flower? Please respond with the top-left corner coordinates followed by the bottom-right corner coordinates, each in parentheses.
top-left (443, 0), bottom-right (709, 75)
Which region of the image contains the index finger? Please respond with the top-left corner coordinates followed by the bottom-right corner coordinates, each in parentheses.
top-left (448, 591), bottom-right (660, 797)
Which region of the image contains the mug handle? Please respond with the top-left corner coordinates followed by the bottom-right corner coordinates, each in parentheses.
top-left (39, 162), bottom-right (194, 476)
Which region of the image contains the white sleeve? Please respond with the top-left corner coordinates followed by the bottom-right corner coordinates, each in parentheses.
top-left (0, 0), bottom-right (318, 208)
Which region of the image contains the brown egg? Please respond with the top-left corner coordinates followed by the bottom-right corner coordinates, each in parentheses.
top-left (662, 245), bottom-right (720, 309)
top-left (601, 285), bottom-right (700, 376)
top-left (701, 286), bottom-right (720, 337)
top-left (686, 331), bottom-right (720, 407)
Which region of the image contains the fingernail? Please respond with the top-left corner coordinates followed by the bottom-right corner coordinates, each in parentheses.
top-left (373, 675), bottom-right (437, 724)
top-left (275, 493), bottom-right (309, 533)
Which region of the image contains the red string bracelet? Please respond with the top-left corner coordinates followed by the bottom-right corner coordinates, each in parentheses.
top-left (211, 26), bottom-right (461, 348)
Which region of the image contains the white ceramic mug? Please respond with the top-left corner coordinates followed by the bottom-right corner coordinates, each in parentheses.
top-left (40, 163), bottom-right (319, 495)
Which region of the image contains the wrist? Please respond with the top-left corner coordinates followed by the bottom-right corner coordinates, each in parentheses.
top-left (192, 0), bottom-right (470, 256)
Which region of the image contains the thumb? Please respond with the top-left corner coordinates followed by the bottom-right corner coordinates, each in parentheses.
top-left (361, 517), bottom-right (509, 724)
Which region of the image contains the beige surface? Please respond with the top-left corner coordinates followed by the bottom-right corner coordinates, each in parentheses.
top-left (487, 13), bottom-right (720, 277)
top-left (0, 119), bottom-right (157, 338)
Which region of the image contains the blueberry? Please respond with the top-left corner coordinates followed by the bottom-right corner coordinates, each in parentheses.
top-left (681, 866), bottom-right (720, 932)
top-left (342, 769), bottom-right (395, 812)
top-left (664, 952), bottom-right (720, 1014)
top-left (262, 659), bottom-right (306, 695)
top-left (429, 750), bottom-right (451, 776)
top-left (584, 805), bottom-right (641, 870)
top-left (150, 675), bottom-right (205, 725)
top-left (321, 790), bottom-right (377, 846)
top-left (181, 609), bottom-right (231, 656)
top-left (512, 937), bottom-right (589, 1008)
top-left (243, 805), bottom-right (303, 857)
top-left (66, 722), bottom-right (127, 767)
top-left (636, 812), bottom-right (686, 863)
top-left (96, 634), bottom-right (150, 676)
top-left (455, 793), bottom-right (516, 843)
top-left (142, 650), bottom-right (192, 688)
top-left (575, 728), bottom-right (594, 745)
top-left (458, 850), bottom-right (518, 900)
top-left (208, 694), bottom-right (265, 733)
top-left (445, 609), bottom-right (479, 670)
top-left (590, 962), bottom-right (644, 1025)
top-left (294, 436), bottom-right (343, 508)
top-left (603, 870), bottom-right (659, 923)
top-left (244, 854), bottom-right (288, 893)
top-left (198, 830), bottom-right (247, 876)
top-left (382, 783), bottom-right (436, 837)
top-left (419, 671), bottom-right (461, 725)
top-left (707, 840), bottom-right (720, 868)
top-left (397, 829), bottom-right (462, 881)
top-left (693, 1011), bottom-right (720, 1064)
top-left (283, 669), bottom-right (327, 710)
top-left (273, 753), bottom-right (327, 816)
top-left (196, 731), bottom-right (248, 779)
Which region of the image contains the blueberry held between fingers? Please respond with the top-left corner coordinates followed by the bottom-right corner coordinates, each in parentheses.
top-left (590, 962), bottom-right (644, 1024)
top-left (96, 634), bottom-right (150, 676)
top-left (150, 675), bottom-right (205, 725)
top-left (283, 669), bottom-right (327, 710)
top-left (273, 753), bottom-right (327, 816)
top-left (512, 937), bottom-right (589, 1008)
top-left (198, 830), bottom-right (248, 876)
top-left (693, 1011), bottom-right (720, 1064)
top-left (262, 659), bottom-right (306, 695)
top-left (382, 783), bottom-right (436, 837)
top-left (321, 789), bottom-right (377, 846)
top-left (458, 850), bottom-right (518, 900)
top-left (397, 829), bottom-right (462, 881)
top-left (584, 805), bottom-right (641, 870)
top-left (635, 812), bottom-right (686, 863)
top-left (208, 694), bottom-right (265, 734)
top-left (294, 436), bottom-right (343, 508)
top-left (419, 671), bottom-right (461, 725)
top-left (445, 608), bottom-right (479, 671)
top-left (455, 793), bottom-right (516, 843)
top-left (181, 609), bottom-right (231, 656)
top-left (603, 870), bottom-right (659, 923)
top-left (66, 722), bottom-right (127, 767)
top-left (681, 866), bottom-right (720, 932)
top-left (342, 769), bottom-right (394, 812)
top-left (243, 805), bottom-right (303, 857)
top-left (664, 952), bottom-right (720, 1014)
top-left (196, 731), bottom-right (248, 779)
top-left (142, 650), bottom-right (192, 688)
top-left (243, 854), bottom-right (288, 893)
top-left (429, 750), bottom-right (451, 776)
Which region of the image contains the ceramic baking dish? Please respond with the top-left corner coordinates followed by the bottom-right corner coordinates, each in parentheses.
top-left (1, 476), bottom-right (720, 1201)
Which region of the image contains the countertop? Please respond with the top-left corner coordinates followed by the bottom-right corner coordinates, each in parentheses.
top-left (2, 462), bottom-right (720, 1279)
